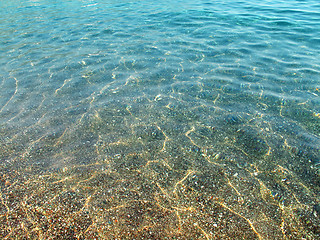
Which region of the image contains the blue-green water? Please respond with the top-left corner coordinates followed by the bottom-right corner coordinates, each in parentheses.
top-left (0, 0), bottom-right (319, 239)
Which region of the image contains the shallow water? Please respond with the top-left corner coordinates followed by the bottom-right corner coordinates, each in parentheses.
top-left (0, 0), bottom-right (320, 239)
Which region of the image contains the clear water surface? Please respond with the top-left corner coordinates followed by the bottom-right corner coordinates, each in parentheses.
top-left (0, 0), bottom-right (319, 239)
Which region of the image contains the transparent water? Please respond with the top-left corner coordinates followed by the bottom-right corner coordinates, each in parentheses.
top-left (0, 0), bottom-right (319, 239)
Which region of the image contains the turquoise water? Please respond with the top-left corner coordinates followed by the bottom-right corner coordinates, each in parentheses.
top-left (1, 0), bottom-right (320, 239)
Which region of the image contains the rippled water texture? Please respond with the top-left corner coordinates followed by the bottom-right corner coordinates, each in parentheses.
top-left (1, 0), bottom-right (320, 239)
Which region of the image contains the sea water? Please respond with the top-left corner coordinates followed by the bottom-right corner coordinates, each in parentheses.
top-left (0, 0), bottom-right (319, 239)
